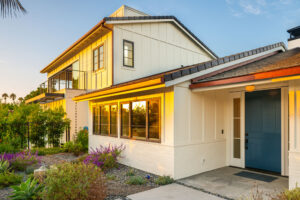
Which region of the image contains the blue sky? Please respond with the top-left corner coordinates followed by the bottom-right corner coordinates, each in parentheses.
top-left (0, 0), bottom-right (299, 99)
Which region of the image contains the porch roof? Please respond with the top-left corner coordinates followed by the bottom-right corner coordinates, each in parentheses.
top-left (25, 93), bottom-right (64, 104)
top-left (190, 48), bottom-right (300, 89)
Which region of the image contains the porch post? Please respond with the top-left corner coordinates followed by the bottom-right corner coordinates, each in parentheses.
top-left (288, 80), bottom-right (300, 189)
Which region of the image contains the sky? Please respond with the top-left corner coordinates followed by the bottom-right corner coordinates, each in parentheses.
top-left (0, 0), bottom-right (300, 99)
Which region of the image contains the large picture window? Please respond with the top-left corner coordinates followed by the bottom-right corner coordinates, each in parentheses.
top-left (121, 98), bottom-right (160, 141)
top-left (93, 45), bottom-right (104, 71)
top-left (92, 104), bottom-right (117, 137)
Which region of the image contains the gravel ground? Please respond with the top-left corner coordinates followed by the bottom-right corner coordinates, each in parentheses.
top-left (39, 153), bottom-right (78, 166)
top-left (105, 164), bottom-right (159, 200)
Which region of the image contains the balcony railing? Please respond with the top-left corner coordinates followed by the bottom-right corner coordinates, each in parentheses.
top-left (39, 69), bottom-right (86, 93)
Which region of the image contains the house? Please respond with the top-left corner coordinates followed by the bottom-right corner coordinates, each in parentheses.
top-left (27, 5), bottom-right (300, 189)
top-left (25, 5), bottom-right (216, 143)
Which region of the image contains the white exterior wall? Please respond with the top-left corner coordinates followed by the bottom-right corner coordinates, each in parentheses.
top-left (64, 89), bottom-right (89, 142)
top-left (113, 22), bottom-right (213, 84)
top-left (288, 38), bottom-right (300, 50)
top-left (173, 82), bottom-right (227, 179)
top-left (288, 79), bottom-right (300, 189)
top-left (88, 91), bottom-right (176, 177)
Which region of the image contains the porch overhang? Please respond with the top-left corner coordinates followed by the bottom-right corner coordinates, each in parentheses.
top-left (25, 93), bottom-right (65, 104)
top-left (73, 78), bottom-right (165, 102)
top-left (190, 65), bottom-right (300, 90)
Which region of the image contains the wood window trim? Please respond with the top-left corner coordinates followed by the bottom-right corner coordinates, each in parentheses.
top-left (93, 103), bottom-right (118, 137)
top-left (93, 44), bottom-right (104, 72)
top-left (123, 40), bottom-right (134, 68)
top-left (120, 98), bottom-right (161, 143)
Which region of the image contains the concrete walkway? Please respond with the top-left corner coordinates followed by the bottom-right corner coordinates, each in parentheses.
top-left (127, 183), bottom-right (224, 200)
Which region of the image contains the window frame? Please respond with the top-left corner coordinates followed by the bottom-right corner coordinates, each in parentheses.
top-left (123, 40), bottom-right (134, 68)
top-left (92, 103), bottom-right (118, 137)
top-left (93, 44), bottom-right (104, 71)
top-left (120, 98), bottom-right (161, 143)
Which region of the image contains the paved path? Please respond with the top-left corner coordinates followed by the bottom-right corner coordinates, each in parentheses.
top-left (127, 183), bottom-right (224, 200)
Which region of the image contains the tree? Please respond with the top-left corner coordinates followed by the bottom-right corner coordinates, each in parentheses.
top-left (2, 93), bottom-right (8, 104)
top-left (10, 93), bottom-right (16, 103)
top-left (0, 0), bottom-right (26, 18)
top-left (18, 97), bottom-right (23, 104)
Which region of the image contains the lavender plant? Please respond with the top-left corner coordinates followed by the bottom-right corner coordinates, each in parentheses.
top-left (83, 144), bottom-right (125, 171)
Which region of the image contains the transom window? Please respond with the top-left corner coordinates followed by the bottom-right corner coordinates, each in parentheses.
top-left (123, 40), bottom-right (134, 67)
top-left (93, 45), bottom-right (104, 71)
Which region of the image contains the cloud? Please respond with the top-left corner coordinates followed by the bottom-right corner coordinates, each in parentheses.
top-left (239, 1), bottom-right (262, 15)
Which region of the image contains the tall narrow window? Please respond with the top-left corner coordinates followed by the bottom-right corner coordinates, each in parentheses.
top-left (110, 105), bottom-right (118, 137)
top-left (100, 105), bottom-right (109, 135)
top-left (131, 101), bottom-right (146, 139)
top-left (121, 103), bottom-right (130, 137)
top-left (148, 99), bottom-right (160, 140)
top-left (93, 45), bottom-right (104, 71)
top-left (93, 107), bottom-right (100, 135)
top-left (123, 40), bottom-right (134, 67)
top-left (233, 98), bottom-right (241, 159)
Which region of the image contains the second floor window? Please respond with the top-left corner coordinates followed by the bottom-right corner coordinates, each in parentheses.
top-left (123, 40), bottom-right (134, 67)
top-left (93, 45), bottom-right (104, 71)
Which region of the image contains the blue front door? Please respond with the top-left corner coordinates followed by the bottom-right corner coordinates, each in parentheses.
top-left (245, 89), bottom-right (281, 173)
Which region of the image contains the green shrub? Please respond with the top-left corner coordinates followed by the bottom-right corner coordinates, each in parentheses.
top-left (154, 176), bottom-right (174, 185)
top-left (42, 162), bottom-right (106, 200)
top-left (0, 172), bottom-right (22, 188)
top-left (63, 141), bottom-right (83, 156)
top-left (31, 147), bottom-right (63, 156)
top-left (75, 129), bottom-right (88, 153)
top-left (126, 169), bottom-right (135, 177)
top-left (276, 187), bottom-right (300, 200)
top-left (0, 160), bottom-right (10, 173)
top-left (126, 176), bottom-right (147, 185)
top-left (10, 178), bottom-right (44, 200)
top-left (0, 143), bottom-right (19, 154)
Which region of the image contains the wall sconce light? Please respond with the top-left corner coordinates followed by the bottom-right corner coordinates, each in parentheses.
top-left (245, 85), bottom-right (255, 92)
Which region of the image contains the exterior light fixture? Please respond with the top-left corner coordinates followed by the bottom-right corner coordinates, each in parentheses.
top-left (245, 85), bottom-right (255, 92)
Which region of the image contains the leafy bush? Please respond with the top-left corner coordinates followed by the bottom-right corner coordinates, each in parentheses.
top-left (0, 151), bottom-right (40, 171)
top-left (63, 141), bottom-right (83, 156)
top-left (75, 129), bottom-right (88, 152)
top-left (0, 172), bottom-right (22, 188)
top-left (155, 176), bottom-right (174, 185)
top-left (0, 143), bottom-right (19, 154)
top-left (83, 144), bottom-right (125, 171)
top-left (106, 174), bottom-right (117, 180)
top-left (0, 160), bottom-right (10, 173)
top-left (10, 178), bottom-right (43, 200)
top-left (31, 147), bottom-right (63, 156)
top-left (42, 162), bottom-right (106, 200)
top-left (126, 176), bottom-right (146, 185)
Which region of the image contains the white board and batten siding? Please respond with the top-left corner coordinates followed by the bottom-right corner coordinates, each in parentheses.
top-left (113, 22), bottom-right (213, 84)
top-left (172, 82), bottom-right (227, 179)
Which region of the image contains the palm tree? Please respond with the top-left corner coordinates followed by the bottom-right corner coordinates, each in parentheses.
top-left (2, 93), bottom-right (8, 104)
top-left (0, 0), bottom-right (26, 18)
top-left (18, 97), bottom-right (23, 103)
top-left (10, 93), bottom-right (16, 103)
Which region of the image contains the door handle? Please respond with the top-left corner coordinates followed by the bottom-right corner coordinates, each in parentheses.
top-left (246, 133), bottom-right (248, 136)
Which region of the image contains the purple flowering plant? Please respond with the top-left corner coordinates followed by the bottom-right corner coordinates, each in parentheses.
top-left (83, 144), bottom-right (125, 171)
top-left (0, 150), bottom-right (40, 171)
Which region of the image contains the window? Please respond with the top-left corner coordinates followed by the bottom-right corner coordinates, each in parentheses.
top-left (93, 104), bottom-right (118, 137)
top-left (233, 98), bottom-right (241, 159)
top-left (93, 45), bottom-right (104, 71)
top-left (131, 101), bottom-right (147, 139)
top-left (123, 40), bottom-right (134, 67)
top-left (121, 103), bottom-right (130, 137)
top-left (121, 98), bottom-right (160, 142)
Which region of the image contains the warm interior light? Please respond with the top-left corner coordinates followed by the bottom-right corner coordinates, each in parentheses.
top-left (245, 85), bottom-right (255, 92)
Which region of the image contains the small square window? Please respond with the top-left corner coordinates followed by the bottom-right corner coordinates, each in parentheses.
top-left (123, 40), bottom-right (134, 67)
top-left (93, 45), bottom-right (104, 71)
